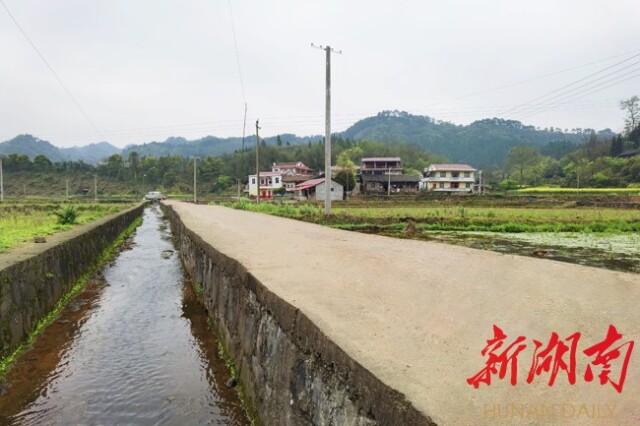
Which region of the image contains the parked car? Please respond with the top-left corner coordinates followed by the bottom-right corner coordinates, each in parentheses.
top-left (144, 191), bottom-right (163, 201)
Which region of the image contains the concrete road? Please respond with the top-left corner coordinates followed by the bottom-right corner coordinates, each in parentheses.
top-left (166, 201), bottom-right (640, 425)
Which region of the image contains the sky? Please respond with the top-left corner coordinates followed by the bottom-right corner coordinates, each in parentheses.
top-left (1, 0), bottom-right (639, 148)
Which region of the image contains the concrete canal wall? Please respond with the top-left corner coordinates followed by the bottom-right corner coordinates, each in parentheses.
top-left (163, 201), bottom-right (640, 426)
top-left (0, 204), bottom-right (145, 360)
top-left (164, 202), bottom-right (433, 426)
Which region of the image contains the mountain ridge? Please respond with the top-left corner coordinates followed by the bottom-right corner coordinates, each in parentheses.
top-left (1, 112), bottom-right (616, 166)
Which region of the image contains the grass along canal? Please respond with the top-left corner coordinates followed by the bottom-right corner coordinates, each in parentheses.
top-left (0, 205), bottom-right (248, 425)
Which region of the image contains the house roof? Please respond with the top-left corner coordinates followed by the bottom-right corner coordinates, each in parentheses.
top-left (619, 149), bottom-right (640, 158)
top-left (282, 175), bottom-right (309, 183)
top-left (249, 171), bottom-right (282, 177)
top-left (294, 178), bottom-right (342, 191)
top-left (273, 161), bottom-right (313, 170)
top-left (294, 178), bottom-right (326, 191)
top-left (361, 174), bottom-right (420, 183)
top-left (426, 164), bottom-right (477, 172)
top-left (361, 157), bottom-right (402, 163)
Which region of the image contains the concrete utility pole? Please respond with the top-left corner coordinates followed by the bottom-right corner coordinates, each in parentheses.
top-left (312, 43), bottom-right (341, 214)
top-left (192, 156), bottom-right (200, 203)
top-left (255, 119), bottom-right (261, 204)
top-left (387, 167), bottom-right (392, 196)
top-left (0, 157), bottom-right (4, 202)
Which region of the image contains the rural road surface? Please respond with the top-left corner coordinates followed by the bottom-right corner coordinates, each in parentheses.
top-left (166, 201), bottom-right (639, 425)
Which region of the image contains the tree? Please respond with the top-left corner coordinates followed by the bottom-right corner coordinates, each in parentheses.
top-left (506, 145), bottom-right (541, 183)
top-left (33, 154), bottom-right (52, 171)
top-left (620, 96), bottom-right (639, 136)
top-left (334, 151), bottom-right (357, 196)
top-left (610, 135), bottom-right (624, 157)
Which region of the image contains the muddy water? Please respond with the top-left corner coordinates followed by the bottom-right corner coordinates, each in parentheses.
top-left (0, 206), bottom-right (249, 425)
top-left (419, 231), bottom-right (640, 274)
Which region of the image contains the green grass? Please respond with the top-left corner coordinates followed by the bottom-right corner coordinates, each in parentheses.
top-left (517, 187), bottom-right (640, 194)
top-left (0, 215), bottom-right (143, 379)
top-left (221, 201), bottom-right (640, 234)
top-left (0, 201), bottom-right (136, 252)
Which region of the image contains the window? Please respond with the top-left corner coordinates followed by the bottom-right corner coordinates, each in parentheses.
top-left (275, 177), bottom-right (280, 184)
top-left (251, 178), bottom-right (255, 184)
top-left (464, 172), bottom-right (471, 178)
top-left (465, 183), bottom-right (471, 188)
top-left (452, 172), bottom-right (459, 178)
top-left (440, 171), bottom-right (446, 177)
top-left (439, 182), bottom-right (445, 188)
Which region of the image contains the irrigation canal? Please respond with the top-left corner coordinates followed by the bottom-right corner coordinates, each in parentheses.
top-left (0, 206), bottom-right (248, 425)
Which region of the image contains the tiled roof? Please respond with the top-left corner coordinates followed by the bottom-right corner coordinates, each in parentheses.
top-left (361, 157), bottom-right (402, 162)
top-left (294, 178), bottom-right (326, 191)
top-left (427, 164), bottom-right (477, 171)
top-left (249, 171), bottom-right (282, 177)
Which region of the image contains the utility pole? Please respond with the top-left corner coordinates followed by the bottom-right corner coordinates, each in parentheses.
top-left (478, 170), bottom-right (483, 195)
top-left (387, 167), bottom-right (392, 196)
top-left (312, 43), bottom-right (341, 214)
top-left (0, 157), bottom-right (3, 202)
top-left (255, 119), bottom-right (261, 204)
top-left (192, 156), bottom-right (200, 203)
top-left (94, 174), bottom-right (98, 201)
top-left (65, 179), bottom-right (69, 198)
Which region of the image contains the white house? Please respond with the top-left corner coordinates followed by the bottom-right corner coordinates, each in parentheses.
top-left (247, 171), bottom-right (283, 199)
top-left (294, 178), bottom-right (344, 201)
top-left (420, 164), bottom-right (477, 193)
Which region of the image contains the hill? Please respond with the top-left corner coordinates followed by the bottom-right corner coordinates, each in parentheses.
top-left (0, 134), bottom-right (67, 162)
top-left (121, 134), bottom-right (317, 158)
top-left (63, 141), bottom-right (120, 163)
top-left (342, 111), bottom-right (615, 167)
top-left (0, 134), bottom-right (120, 164)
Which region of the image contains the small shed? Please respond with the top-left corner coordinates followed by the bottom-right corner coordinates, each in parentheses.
top-left (294, 178), bottom-right (344, 201)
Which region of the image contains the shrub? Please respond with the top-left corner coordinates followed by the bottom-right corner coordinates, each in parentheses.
top-left (54, 205), bottom-right (78, 225)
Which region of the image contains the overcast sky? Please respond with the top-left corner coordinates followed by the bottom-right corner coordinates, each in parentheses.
top-left (1, 0), bottom-right (639, 148)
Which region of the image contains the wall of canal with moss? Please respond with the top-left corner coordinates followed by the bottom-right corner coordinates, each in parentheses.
top-left (0, 203), bottom-right (145, 365)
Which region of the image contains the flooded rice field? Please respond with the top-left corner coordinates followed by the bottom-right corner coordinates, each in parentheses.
top-left (420, 231), bottom-right (640, 274)
top-left (0, 206), bottom-right (248, 425)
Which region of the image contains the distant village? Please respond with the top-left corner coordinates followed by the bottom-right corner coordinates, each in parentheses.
top-left (248, 158), bottom-right (482, 200)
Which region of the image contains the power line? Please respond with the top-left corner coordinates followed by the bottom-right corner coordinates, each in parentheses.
top-left (227, 0), bottom-right (246, 104)
top-left (514, 71), bottom-right (640, 122)
top-left (0, 0), bottom-right (103, 139)
top-left (499, 53), bottom-right (640, 118)
top-left (411, 48), bottom-right (640, 111)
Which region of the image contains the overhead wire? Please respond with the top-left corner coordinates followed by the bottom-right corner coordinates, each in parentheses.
top-left (0, 0), bottom-right (104, 139)
top-left (499, 52), bottom-right (640, 118)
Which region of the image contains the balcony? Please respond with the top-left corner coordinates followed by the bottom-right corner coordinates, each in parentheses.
top-left (422, 176), bottom-right (475, 182)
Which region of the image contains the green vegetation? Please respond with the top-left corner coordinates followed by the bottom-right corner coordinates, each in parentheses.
top-left (53, 205), bottom-right (78, 225)
top-left (0, 215), bottom-right (142, 380)
top-left (0, 202), bottom-right (135, 252)
top-left (222, 201), bottom-right (640, 234)
top-left (517, 187), bottom-right (640, 194)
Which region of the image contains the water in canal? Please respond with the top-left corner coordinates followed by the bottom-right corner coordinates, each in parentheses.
top-left (0, 206), bottom-right (249, 425)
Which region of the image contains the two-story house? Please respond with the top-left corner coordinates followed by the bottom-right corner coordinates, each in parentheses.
top-left (247, 171), bottom-right (283, 199)
top-left (359, 157), bottom-right (402, 175)
top-left (420, 164), bottom-right (477, 193)
top-left (272, 162), bottom-right (315, 191)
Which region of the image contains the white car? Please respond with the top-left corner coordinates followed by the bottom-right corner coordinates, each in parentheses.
top-left (145, 191), bottom-right (163, 201)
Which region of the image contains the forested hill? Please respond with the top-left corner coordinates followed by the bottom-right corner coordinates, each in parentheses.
top-left (0, 134), bottom-right (120, 164)
top-left (121, 134), bottom-right (316, 158)
top-left (342, 111), bottom-right (616, 167)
